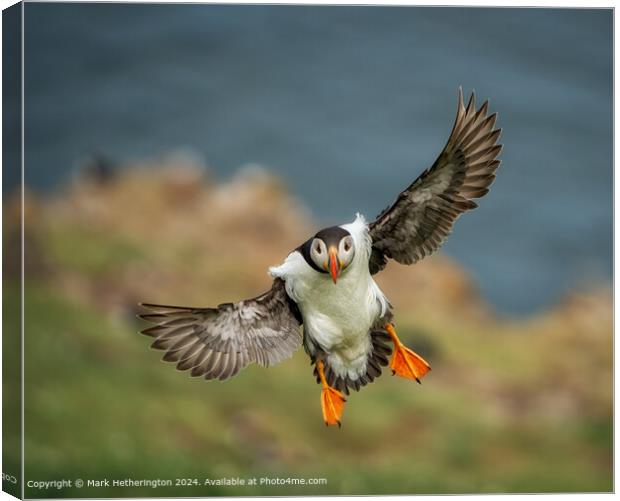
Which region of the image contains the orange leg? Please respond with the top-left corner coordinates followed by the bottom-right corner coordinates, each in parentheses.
top-left (386, 323), bottom-right (431, 384)
top-left (317, 360), bottom-right (346, 427)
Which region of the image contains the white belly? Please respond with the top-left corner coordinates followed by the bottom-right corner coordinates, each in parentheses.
top-left (303, 280), bottom-right (375, 346)
top-left (292, 267), bottom-right (387, 380)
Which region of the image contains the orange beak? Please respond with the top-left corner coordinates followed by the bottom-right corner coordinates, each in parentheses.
top-left (328, 247), bottom-right (339, 284)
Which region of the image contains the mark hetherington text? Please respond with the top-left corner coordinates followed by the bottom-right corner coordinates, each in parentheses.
top-left (26, 476), bottom-right (327, 490)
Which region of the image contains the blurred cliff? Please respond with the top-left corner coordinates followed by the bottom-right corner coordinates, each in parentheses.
top-left (5, 162), bottom-right (612, 496)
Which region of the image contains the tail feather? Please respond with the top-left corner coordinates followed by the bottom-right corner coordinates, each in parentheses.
top-left (313, 330), bottom-right (393, 395)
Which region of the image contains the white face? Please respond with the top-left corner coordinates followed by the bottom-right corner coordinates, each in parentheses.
top-left (309, 235), bottom-right (356, 273)
top-left (338, 235), bottom-right (355, 268)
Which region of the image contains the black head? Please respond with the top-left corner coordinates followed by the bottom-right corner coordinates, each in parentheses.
top-left (298, 226), bottom-right (356, 283)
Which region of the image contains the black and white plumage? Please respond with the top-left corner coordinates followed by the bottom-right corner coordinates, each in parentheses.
top-left (139, 89), bottom-right (502, 401)
top-left (369, 89), bottom-right (501, 274)
top-left (140, 278), bottom-right (302, 381)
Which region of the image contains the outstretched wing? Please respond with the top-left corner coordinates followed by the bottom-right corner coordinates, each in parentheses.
top-left (368, 89), bottom-right (502, 274)
top-left (138, 278), bottom-right (303, 380)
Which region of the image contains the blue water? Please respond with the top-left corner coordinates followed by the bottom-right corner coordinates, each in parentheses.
top-left (18, 5), bottom-right (612, 315)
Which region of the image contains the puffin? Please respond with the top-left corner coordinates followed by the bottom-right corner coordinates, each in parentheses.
top-left (139, 89), bottom-right (502, 427)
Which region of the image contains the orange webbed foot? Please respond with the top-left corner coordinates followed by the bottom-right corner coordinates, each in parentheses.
top-left (316, 360), bottom-right (346, 427)
top-left (321, 385), bottom-right (346, 427)
top-left (386, 323), bottom-right (431, 383)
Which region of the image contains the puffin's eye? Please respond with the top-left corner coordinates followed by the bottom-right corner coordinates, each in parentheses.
top-left (344, 240), bottom-right (351, 252)
top-left (315, 243), bottom-right (322, 254)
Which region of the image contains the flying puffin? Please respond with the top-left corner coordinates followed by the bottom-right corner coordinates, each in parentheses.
top-left (139, 89), bottom-right (502, 427)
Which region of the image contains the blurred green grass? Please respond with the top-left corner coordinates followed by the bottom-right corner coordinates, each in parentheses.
top-left (8, 166), bottom-right (612, 496)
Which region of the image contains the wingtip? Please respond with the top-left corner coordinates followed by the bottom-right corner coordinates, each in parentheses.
top-left (466, 90), bottom-right (476, 113)
top-left (138, 302), bottom-right (159, 309)
top-left (136, 310), bottom-right (159, 321)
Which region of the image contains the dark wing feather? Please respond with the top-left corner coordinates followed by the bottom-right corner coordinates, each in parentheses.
top-left (368, 89), bottom-right (502, 274)
top-left (138, 278), bottom-right (303, 381)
